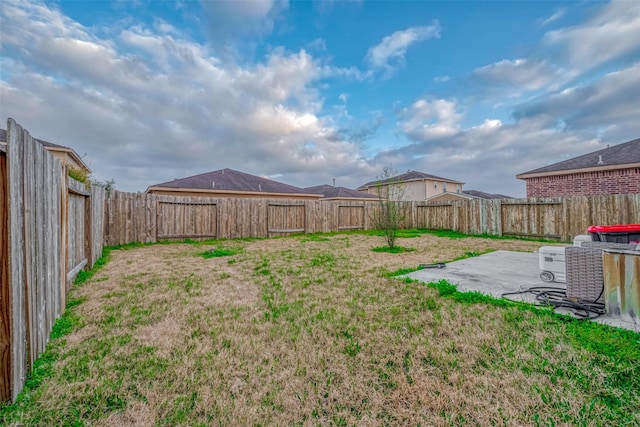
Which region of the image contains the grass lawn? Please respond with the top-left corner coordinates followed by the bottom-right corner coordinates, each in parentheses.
top-left (2, 231), bottom-right (639, 426)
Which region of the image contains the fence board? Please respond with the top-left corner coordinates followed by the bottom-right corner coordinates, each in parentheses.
top-left (7, 120), bottom-right (27, 402)
top-left (0, 150), bottom-right (9, 402)
top-left (90, 185), bottom-right (106, 267)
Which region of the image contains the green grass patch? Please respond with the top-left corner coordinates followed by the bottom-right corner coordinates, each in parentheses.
top-left (371, 246), bottom-right (415, 254)
top-left (365, 228), bottom-right (430, 238)
top-left (198, 247), bottom-right (241, 258)
top-left (299, 233), bottom-right (333, 242)
top-left (384, 267), bottom-right (422, 277)
top-left (0, 294), bottom-right (87, 422)
top-left (422, 228), bottom-right (564, 243)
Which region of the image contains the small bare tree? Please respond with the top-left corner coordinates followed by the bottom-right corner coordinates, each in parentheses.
top-left (371, 166), bottom-right (407, 249)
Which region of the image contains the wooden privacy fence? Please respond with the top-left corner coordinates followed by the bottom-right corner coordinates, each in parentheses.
top-left (415, 195), bottom-right (640, 241)
top-left (105, 191), bottom-right (640, 246)
top-left (1, 119), bottom-right (106, 403)
top-left (105, 192), bottom-right (378, 244)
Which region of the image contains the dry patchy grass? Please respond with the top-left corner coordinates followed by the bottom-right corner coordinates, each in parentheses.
top-left (2, 231), bottom-right (639, 426)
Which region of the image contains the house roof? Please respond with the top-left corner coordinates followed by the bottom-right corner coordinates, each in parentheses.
top-left (147, 168), bottom-right (322, 197)
top-left (357, 170), bottom-right (463, 190)
top-left (303, 184), bottom-right (379, 200)
top-left (463, 190), bottom-right (512, 200)
top-left (517, 137), bottom-right (640, 179)
top-left (0, 128), bottom-right (91, 173)
top-left (425, 192), bottom-right (474, 202)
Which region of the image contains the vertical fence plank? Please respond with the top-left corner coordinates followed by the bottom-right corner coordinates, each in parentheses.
top-left (7, 119), bottom-right (27, 402)
top-left (0, 148), bottom-right (9, 402)
top-left (60, 170), bottom-right (68, 311)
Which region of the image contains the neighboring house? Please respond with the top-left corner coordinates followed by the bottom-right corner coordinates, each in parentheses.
top-left (0, 128), bottom-right (91, 176)
top-left (517, 138), bottom-right (640, 197)
top-left (463, 190), bottom-right (512, 200)
top-left (146, 168), bottom-right (322, 200)
top-left (303, 185), bottom-right (379, 201)
top-left (356, 170), bottom-right (470, 202)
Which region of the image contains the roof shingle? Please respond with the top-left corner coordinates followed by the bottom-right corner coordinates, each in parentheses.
top-left (462, 190), bottom-right (512, 199)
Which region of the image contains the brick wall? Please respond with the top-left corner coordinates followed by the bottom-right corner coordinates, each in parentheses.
top-left (525, 167), bottom-right (640, 197)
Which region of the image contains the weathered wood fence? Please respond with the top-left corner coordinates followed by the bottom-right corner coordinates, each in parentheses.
top-left (104, 191), bottom-right (640, 246)
top-left (1, 119), bottom-right (106, 403)
top-left (415, 195), bottom-right (640, 241)
top-left (104, 192), bottom-right (378, 245)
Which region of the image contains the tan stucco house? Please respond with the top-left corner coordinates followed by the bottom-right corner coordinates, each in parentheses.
top-left (356, 170), bottom-right (471, 202)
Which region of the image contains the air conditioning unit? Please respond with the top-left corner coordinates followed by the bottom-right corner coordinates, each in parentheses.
top-left (538, 246), bottom-right (567, 283)
top-left (573, 234), bottom-right (592, 247)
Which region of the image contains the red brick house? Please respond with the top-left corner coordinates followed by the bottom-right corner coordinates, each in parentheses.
top-left (517, 138), bottom-right (640, 197)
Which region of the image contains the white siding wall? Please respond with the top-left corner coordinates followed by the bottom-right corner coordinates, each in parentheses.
top-left (365, 179), bottom-right (463, 201)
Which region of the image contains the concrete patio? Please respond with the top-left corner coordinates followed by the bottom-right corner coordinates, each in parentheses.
top-left (404, 250), bottom-right (638, 331)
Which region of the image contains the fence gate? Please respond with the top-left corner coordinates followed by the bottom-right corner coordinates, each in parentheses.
top-left (501, 201), bottom-right (563, 239)
top-left (156, 200), bottom-right (217, 240)
top-left (267, 203), bottom-right (305, 235)
top-left (338, 205), bottom-right (365, 230)
top-left (66, 180), bottom-right (90, 287)
top-left (417, 204), bottom-right (453, 230)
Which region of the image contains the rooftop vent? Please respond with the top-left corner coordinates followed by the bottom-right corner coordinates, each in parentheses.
top-left (597, 155), bottom-right (604, 165)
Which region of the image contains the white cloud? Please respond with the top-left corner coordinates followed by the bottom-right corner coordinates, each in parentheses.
top-left (398, 99), bottom-right (462, 141)
top-left (365, 22), bottom-right (441, 72)
top-left (199, 0), bottom-right (289, 40)
top-left (385, 109), bottom-right (604, 196)
top-left (544, 1), bottom-right (640, 71)
top-left (538, 8), bottom-right (566, 27)
top-left (313, 0), bottom-right (363, 15)
top-left (471, 59), bottom-right (561, 91)
top-left (0, 0), bottom-right (377, 191)
top-left (307, 38), bottom-right (327, 51)
top-left (513, 62), bottom-right (640, 141)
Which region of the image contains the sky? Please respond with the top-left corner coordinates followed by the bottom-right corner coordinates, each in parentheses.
top-left (1, 0), bottom-right (639, 196)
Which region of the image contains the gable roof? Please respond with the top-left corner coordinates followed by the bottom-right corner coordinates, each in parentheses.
top-left (517, 137), bottom-right (640, 179)
top-left (0, 128), bottom-right (91, 172)
top-left (463, 190), bottom-right (512, 200)
top-left (357, 170), bottom-right (463, 190)
top-left (304, 184), bottom-right (379, 200)
top-left (147, 168), bottom-right (321, 197)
